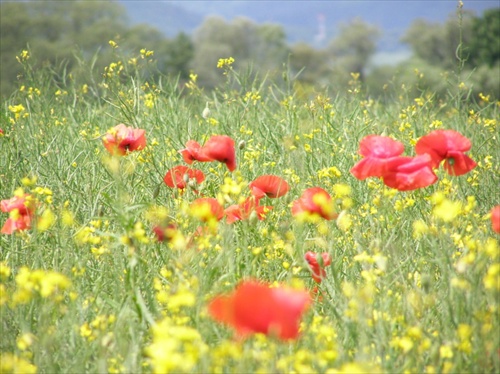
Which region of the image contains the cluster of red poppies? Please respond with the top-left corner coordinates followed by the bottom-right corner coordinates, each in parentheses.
top-left (3, 123), bottom-right (498, 342)
top-left (99, 124), bottom-right (499, 340)
top-left (162, 136), bottom-right (340, 226)
top-left (350, 130), bottom-right (477, 191)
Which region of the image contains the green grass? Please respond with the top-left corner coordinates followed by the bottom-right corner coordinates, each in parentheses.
top-left (1, 50), bottom-right (499, 373)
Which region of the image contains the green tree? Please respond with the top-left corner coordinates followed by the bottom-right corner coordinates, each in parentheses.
top-left (160, 33), bottom-right (194, 80)
top-left (190, 16), bottom-right (288, 88)
top-left (0, 2), bottom-right (32, 96)
top-left (0, 0), bottom-right (129, 96)
top-left (469, 8), bottom-right (500, 67)
top-left (327, 18), bottom-right (381, 81)
top-left (401, 11), bottom-right (475, 70)
top-left (289, 42), bottom-right (330, 87)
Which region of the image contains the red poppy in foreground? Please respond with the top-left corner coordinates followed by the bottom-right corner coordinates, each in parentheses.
top-left (179, 135), bottom-right (237, 171)
top-left (1, 194), bottom-right (36, 234)
top-left (249, 175), bottom-right (290, 199)
top-left (202, 135), bottom-right (237, 171)
top-left (102, 123), bottom-right (146, 156)
top-left (291, 187), bottom-right (337, 220)
top-left (190, 198), bottom-right (225, 222)
top-left (224, 197), bottom-right (272, 224)
top-left (491, 205), bottom-right (500, 234)
top-left (381, 154), bottom-right (438, 191)
top-left (163, 165), bottom-right (205, 190)
top-left (208, 280), bottom-right (311, 340)
top-left (415, 130), bottom-right (476, 176)
top-left (350, 135), bottom-right (405, 180)
top-left (304, 251), bottom-right (332, 283)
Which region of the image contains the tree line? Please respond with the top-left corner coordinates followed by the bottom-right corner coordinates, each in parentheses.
top-left (1, 0), bottom-right (498, 99)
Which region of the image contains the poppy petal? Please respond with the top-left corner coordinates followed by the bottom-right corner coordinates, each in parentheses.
top-left (442, 151), bottom-right (477, 176)
top-left (249, 175), bottom-right (290, 198)
top-left (382, 155), bottom-right (438, 191)
top-left (415, 130), bottom-right (473, 169)
top-left (102, 124), bottom-right (146, 156)
top-left (292, 187), bottom-right (337, 220)
top-left (202, 135), bottom-right (237, 171)
top-left (491, 206), bottom-right (500, 234)
top-left (208, 280), bottom-right (310, 340)
top-left (190, 198), bottom-right (224, 221)
top-left (358, 135), bottom-right (405, 158)
top-left (164, 165), bottom-right (205, 189)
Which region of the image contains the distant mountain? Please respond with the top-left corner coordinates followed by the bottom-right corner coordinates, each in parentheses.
top-left (120, 0), bottom-right (498, 52)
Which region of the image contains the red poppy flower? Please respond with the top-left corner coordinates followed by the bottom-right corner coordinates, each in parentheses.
top-left (381, 154), bottom-right (438, 191)
top-left (224, 197), bottom-right (272, 224)
top-left (180, 135), bottom-right (237, 171)
top-left (208, 280), bottom-right (311, 340)
top-left (249, 175), bottom-right (290, 199)
top-left (350, 135), bottom-right (405, 180)
top-left (359, 135), bottom-right (405, 158)
top-left (1, 214), bottom-right (32, 234)
top-left (415, 130), bottom-right (477, 176)
top-left (1, 194), bottom-right (36, 215)
top-left (1, 194), bottom-right (36, 234)
top-left (179, 140), bottom-right (213, 164)
top-left (190, 198), bottom-right (225, 221)
top-left (102, 123), bottom-right (146, 156)
top-left (202, 135), bottom-right (237, 172)
top-left (304, 251), bottom-right (331, 283)
top-left (291, 187), bottom-right (337, 220)
top-left (153, 223), bottom-right (178, 242)
top-left (491, 205), bottom-right (500, 234)
top-left (163, 165), bottom-right (205, 190)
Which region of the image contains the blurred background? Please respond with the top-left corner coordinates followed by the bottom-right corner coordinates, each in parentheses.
top-left (1, 0), bottom-right (498, 99)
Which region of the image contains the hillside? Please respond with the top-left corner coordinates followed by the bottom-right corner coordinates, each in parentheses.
top-left (120, 0), bottom-right (498, 52)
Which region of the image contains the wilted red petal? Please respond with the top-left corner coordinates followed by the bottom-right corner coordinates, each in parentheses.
top-left (209, 280), bottom-right (310, 340)
top-left (358, 135), bottom-right (405, 158)
top-left (249, 175), bottom-right (290, 198)
top-left (102, 124), bottom-right (146, 156)
top-left (163, 165), bottom-right (205, 189)
top-left (491, 206), bottom-right (500, 234)
top-left (382, 154), bottom-right (438, 191)
top-left (291, 187), bottom-right (337, 220)
top-left (202, 135), bottom-right (237, 171)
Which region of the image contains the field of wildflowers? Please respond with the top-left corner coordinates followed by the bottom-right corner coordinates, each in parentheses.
top-left (1, 47), bottom-right (499, 373)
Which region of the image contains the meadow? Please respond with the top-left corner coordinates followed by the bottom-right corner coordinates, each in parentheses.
top-left (1, 47), bottom-right (499, 373)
